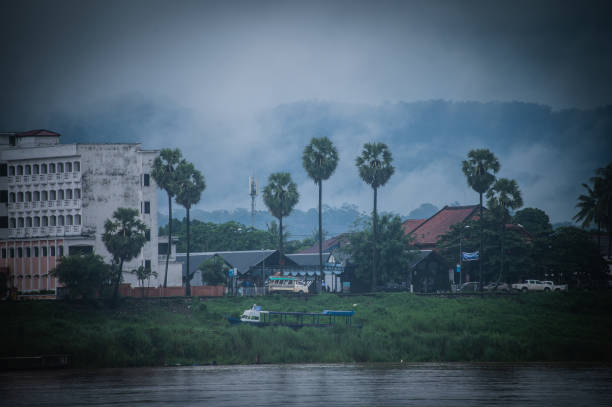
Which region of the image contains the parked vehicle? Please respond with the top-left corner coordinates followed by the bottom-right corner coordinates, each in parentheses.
top-left (483, 282), bottom-right (510, 292)
top-left (542, 281), bottom-right (568, 292)
top-left (512, 280), bottom-right (551, 292)
top-left (267, 276), bottom-right (311, 294)
top-left (459, 282), bottom-right (481, 292)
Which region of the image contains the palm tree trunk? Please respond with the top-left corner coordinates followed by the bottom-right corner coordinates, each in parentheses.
top-left (163, 194), bottom-right (172, 288)
top-left (186, 207), bottom-right (191, 297)
top-left (112, 259), bottom-right (124, 302)
top-left (498, 222), bottom-right (505, 283)
top-left (279, 215), bottom-right (284, 274)
top-left (318, 180), bottom-right (323, 293)
top-left (479, 192), bottom-right (483, 291)
top-left (372, 186), bottom-right (378, 292)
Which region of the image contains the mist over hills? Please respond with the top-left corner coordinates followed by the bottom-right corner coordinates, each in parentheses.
top-left (8, 96), bottom-right (611, 223)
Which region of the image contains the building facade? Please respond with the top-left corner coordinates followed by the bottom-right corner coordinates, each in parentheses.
top-left (0, 130), bottom-right (160, 294)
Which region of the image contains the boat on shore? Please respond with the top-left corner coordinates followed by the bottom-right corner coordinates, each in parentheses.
top-left (227, 304), bottom-right (357, 328)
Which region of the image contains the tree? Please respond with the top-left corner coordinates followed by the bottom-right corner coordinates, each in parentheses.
top-left (198, 256), bottom-right (228, 286)
top-left (175, 161), bottom-right (206, 296)
top-left (486, 178), bottom-right (523, 282)
top-left (130, 265), bottom-right (158, 297)
top-left (355, 142), bottom-right (395, 291)
top-left (462, 149), bottom-right (500, 288)
top-left (102, 208), bottom-right (147, 301)
top-left (151, 148), bottom-right (183, 288)
top-left (262, 172), bottom-right (300, 270)
top-left (345, 214), bottom-right (413, 290)
top-left (591, 163), bottom-right (612, 257)
top-left (513, 207), bottom-right (553, 279)
top-left (302, 137), bottom-right (339, 289)
top-left (50, 254), bottom-right (111, 300)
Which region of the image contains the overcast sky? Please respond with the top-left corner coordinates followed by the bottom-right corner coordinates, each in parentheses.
top-left (1, 0), bottom-right (611, 222)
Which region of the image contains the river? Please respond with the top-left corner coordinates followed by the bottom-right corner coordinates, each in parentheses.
top-left (2, 363), bottom-right (611, 406)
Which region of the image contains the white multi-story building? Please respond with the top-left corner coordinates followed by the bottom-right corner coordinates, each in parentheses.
top-left (0, 129), bottom-right (161, 294)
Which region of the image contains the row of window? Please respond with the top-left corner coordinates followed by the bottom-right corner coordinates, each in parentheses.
top-left (8, 162), bottom-right (80, 176)
top-left (9, 189), bottom-right (81, 203)
top-left (2, 246), bottom-right (64, 258)
top-left (10, 215), bottom-right (82, 228)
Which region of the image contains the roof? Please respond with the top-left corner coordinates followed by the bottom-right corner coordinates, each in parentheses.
top-left (402, 218), bottom-right (426, 234)
top-left (177, 250), bottom-right (277, 279)
top-left (286, 253), bottom-right (331, 266)
top-left (298, 234), bottom-right (349, 254)
top-left (407, 205), bottom-right (480, 247)
top-left (16, 129), bottom-right (61, 137)
top-left (408, 250), bottom-right (449, 269)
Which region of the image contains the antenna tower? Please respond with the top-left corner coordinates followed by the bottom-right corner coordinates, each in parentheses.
top-left (249, 176), bottom-right (258, 227)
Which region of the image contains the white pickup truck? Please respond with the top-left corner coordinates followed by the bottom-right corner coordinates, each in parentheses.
top-left (512, 280), bottom-right (552, 292)
top-left (543, 281), bottom-right (568, 292)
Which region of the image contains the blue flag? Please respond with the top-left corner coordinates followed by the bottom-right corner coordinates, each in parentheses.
top-left (462, 251), bottom-right (479, 261)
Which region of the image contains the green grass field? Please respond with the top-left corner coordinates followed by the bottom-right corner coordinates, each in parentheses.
top-left (2, 292), bottom-right (611, 367)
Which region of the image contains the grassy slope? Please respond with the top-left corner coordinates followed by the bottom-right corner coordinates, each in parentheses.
top-left (1, 292), bottom-right (611, 367)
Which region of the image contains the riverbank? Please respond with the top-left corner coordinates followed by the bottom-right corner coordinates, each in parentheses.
top-left (1, 292), bottom-right (611, 367)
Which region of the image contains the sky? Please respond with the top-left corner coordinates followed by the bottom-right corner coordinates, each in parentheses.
top-left (1, 0), bottom-right (611, 223)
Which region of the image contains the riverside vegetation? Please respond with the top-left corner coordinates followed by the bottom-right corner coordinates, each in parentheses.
top-left (2, 292), bottom-right (611, 368)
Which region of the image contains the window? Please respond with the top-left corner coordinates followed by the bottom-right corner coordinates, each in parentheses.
top-left (145, 229), bottom-right (151, 241)
top-left (17, 192), bottom-right (23, 202)
top-left (74, 161), bottom-right (80, 172)
top-left (59, 246), bottom-right (64, 256)
top-left (42, 246), bottom-right (47, 257)
top-left (9, 166), bottom-right (15, 176)
top-left (34, 217), bottom-right (40, 227)
top-left (26, 247), bottom-right (31, 257)
top-left (41, 164), bottom-right (47, 174)
top-left (18, 217), bottom-right (24, 227)
top-left (50, 190), bottom-right (56, 200)
top-left (50, 246), bottom-right (55, 257)
top-left (58, 190), bottom-right (64, 200)
top-left (26, 217), bottom-right (32, 227)
top-left (42, 216), bottom-right (48, 226)
top-left (50, 215), bottom-right (56, 226)
top-left (9, 135), bottom-right (15, 146)
top-left (25, 165), bottom-right (31, 175)
top-left (144, 201), bottom-right (150, 214)
top-left (58, 215), bottom-right (64, 226)
top-left (42, 191), bottom-right (48, 201)
top-left (10, 218), bottom-right (16, 228)
top-left (9, 192), bottom-right (15, 203)
top-left (0, 216), bottom-right (7, 228)
top-left (33, 164), bottom-right (39, 174)
top-left (25, 191), bottom-right (31, 202)
top-left (66, 215), bottom-right (73, 225)
top-left (33, 191), bottom-right (40, 201)
top-left (0, 164), bottom-right (7, 176)
top-left (17, 165), bottom-right (23, 175)
top-left (10, 248), bottom-right (14, 258)
top-left (34, 247), bottom-right (39, 257)
top-left (145, 260), bottom-right (151, 270)
top-left (57, 163), bottom-right (64, 173)
top-left (1, 248), bottom-right (5, 259)
top-left (18, 247), bottom-right (23, 258)
top-left (0, 190), bottom-right (7, 203)
top-left (144, 174), bottom-right (150, 186)
top-left (75, 214), bottom-right (81, 225)
top-left (66, 189), bottom-right (72, 199)
top-left (74, 188), bottom-right (81, 199)
top-left (49, 163), bottom-right (55, 173)
top-left (66, 162), bottom-right (72, 172)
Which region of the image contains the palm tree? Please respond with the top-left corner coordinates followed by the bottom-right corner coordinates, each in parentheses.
top-left (151, 148), bottom-right (183, 288)
top-left (574, 182), bottom-right (602, 249)
top-left (302, 137), bottom-right (339, 290)
top-left (355, 142), bottom-right (395, 291)
top-left (486, 178), bottom-right (523, 283)
top-left (462, 149), bottom-right (500, 288)
top-left (263, 172), bottom-right (299, 274)
top-left (175, 161), bottom-right (206, 296)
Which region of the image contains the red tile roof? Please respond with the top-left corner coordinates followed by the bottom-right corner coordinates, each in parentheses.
top-left (402, 219), bottom-right (426, 235)
top-left (408, 205), bottom-right (480, 247)
top-left (298, 234), bottom-right (349, 254)
top-left (17, 129), bottom-right (60, 137)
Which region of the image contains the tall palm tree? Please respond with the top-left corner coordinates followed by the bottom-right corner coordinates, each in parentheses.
top-left (175, 161), bottom-right (206, 297)
top-left (486, 178), bottom-right (523, 282)
top-left (302, 137), bottom-right (339, 290)
top-left (355, 142), bottom-right (395, 291)
top-left (462, 149), bottom-right (500, 288)
top-left (151, 148), bottom-right (183, 288)
top-left (574, 182), bottom-right (602, 249)
top-left (263, 172), bottom-right (299, 274)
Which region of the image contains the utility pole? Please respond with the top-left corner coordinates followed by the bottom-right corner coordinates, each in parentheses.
top-left (249, 176), bottom-right (258, 228)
